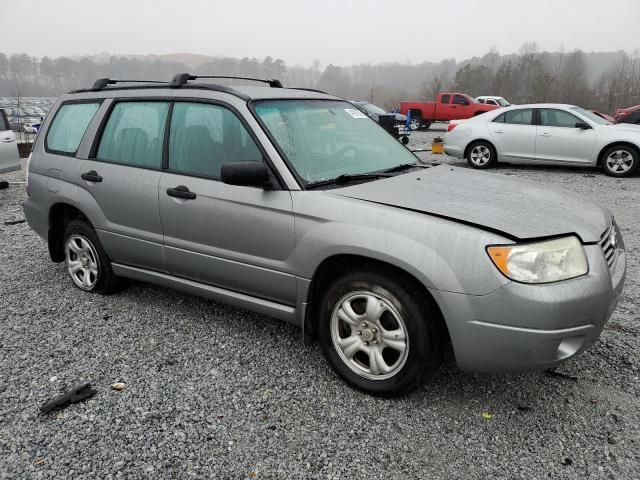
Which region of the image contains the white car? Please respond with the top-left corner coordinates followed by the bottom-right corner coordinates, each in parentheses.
top-left (475, 96), bottom-right (511, 107)
top-left (0, 109), bottom-right (20, 174)
top-left (444, 104), bottom-right (640, 177)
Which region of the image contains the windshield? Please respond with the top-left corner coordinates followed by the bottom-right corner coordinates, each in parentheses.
top-left (253, 100), bottom-right (417, 184)
top-left (571, 106), bottom-right (611, 125)
top-left (497, 98), bottom-right (510, 107)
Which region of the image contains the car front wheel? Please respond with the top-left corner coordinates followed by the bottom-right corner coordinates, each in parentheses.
top-left (318, 268), bottom-right (443, 396)
top-left (602, 146), bottom-right (638, 177)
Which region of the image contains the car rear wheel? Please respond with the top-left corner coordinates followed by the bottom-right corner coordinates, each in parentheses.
top-left (466, 141), bottom-right (497, 169)
top-left (601, 146), bottom-right (638, 177)
top-left (317, 268), bottom-right (443, 397)
top-left (64, 219), bottom-right (124, 294)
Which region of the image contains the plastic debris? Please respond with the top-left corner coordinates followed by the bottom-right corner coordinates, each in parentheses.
top-left (111, 382), bottom-right (126, 391)
top-left (544, 369), bottom-right (578, 381)
top-left (561, 457), bottom-right (573, 466)
top-left (4, 219), bottom-right (26, 225)
top-left (481, 412), bottom-right (493, 420)
top-left (40, 383), bottom-right (97, 414)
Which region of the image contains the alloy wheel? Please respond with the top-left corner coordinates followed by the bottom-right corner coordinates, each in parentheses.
top-left (470, 145), bottom-right (491, 166)
top-left (330, 291), bottom-right (409, 380)
top-left (606, 149), bottom-right (634, 174)
top-left (65, 234), bottom-right (99, 290)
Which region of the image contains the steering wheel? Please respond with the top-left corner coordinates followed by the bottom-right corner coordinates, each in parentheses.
top-left (333, 145), bottom-right (359, 163)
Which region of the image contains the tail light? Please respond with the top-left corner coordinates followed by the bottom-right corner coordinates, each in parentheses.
top-left (447, 123), bottom-right (458, 132)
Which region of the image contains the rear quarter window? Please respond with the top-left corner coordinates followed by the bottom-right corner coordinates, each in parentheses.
top-left (45, 102), bottom-right (102, 155)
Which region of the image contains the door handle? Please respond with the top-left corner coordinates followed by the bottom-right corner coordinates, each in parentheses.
top-left (81, 170), bottom-right (103, 182)
top-left (540, 132), bottom-right (552, 137)
top-left (166, 185), bottom-right (196, 200)
top-left (1, 137), bottom-right (15, 143)
top-left (495, 129), bottom-right (505, 133)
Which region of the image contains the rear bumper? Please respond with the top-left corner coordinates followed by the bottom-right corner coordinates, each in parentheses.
top-left (432, 245), bottom-right (626, 372)
top-left (442, 139), bottom-right (464, 159)
top-left (23, 197), bottom-right (48, 241)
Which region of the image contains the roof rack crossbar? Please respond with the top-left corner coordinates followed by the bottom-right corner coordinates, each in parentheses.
top-left (91, 78), bottom-right (168, 91)
top-left (171, 73), bottom-right (283, 88)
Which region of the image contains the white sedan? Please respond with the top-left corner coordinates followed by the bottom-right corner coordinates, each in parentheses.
top-left (444, 104), bottom-right (640, 177)
top-left (0, 109), bottom-right (20, 174)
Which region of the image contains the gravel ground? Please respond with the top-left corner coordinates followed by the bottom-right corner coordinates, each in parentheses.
top-left (1, 133), bottom-right (639, 479)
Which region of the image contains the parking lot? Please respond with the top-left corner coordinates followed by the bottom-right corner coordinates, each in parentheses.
top-left (1, 129), bottom-right (639, 479)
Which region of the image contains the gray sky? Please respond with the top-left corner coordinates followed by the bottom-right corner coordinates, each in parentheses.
top-left (1, 0), bottom-right (638, 66)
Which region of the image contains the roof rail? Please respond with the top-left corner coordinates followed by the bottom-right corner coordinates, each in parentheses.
top-left (171, 73), bottom-right (283, 88)
top-left (290, 87), bottom-right (330, 95)
top-left (91, 78), bottom-right (168, 91)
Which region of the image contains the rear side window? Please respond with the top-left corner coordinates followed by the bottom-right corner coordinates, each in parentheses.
top-left (168, 102), bottom-right (262, 178)
top-left (97, 102), bottom-right (169, 169)
top-left (46, 102), bottom-right (101, 154)
top-left (440, 95), bottom-right (450, 104)
top-left (504, 109), bottom-right (533, 125)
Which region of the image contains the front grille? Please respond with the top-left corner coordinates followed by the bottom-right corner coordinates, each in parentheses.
top-left (599, 224), bottom-right (617, 273)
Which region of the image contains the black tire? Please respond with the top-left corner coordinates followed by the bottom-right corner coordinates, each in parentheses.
top-left (63, 219), bottom-right (124, 294)
top-left (422, 122), bottom-right (432, 130)
top-left (401, 136), bottom-right (410, 145)
top-left (601, 145), bottom-right (639, 177)
top-left (317, 268), bottom-right (444, 397)
top-left (408, 112), bottom-right (422, 131)
top-left (466, 140), bottom-right (497, 169)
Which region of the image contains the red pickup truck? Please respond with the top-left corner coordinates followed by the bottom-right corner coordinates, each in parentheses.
top-left (399, 93), bottom-right (498, 130)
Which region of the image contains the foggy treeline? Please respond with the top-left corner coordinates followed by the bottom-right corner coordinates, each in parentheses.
top-left (1, 42), bottom-right (639, 113)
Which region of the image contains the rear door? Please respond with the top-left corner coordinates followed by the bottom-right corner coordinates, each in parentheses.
top-left (486, 108), bottom-right (536, 161)
top-left (158, 101), bottom-right (296, 306)
top-left (77, 100), bottom-right (168, 271)
top-left (535, 108), bottom-right (596, 164)
top-left (0, 109), bottom-right (20, 173)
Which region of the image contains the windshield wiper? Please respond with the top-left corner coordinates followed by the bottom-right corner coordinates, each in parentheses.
top-left (305, 173), bottom-right (392, 190)
top-left (382, 162), bottom-right (429, 173)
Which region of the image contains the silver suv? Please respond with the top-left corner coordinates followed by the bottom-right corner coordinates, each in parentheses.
top-left (23, 74), bottom-right (626, 396)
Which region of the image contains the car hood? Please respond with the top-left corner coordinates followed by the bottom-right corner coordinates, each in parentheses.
top-left (332, 166), bottom-right (611, 243)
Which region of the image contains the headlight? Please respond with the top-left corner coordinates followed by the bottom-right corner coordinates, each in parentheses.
top-left (487, 236), bottom-right (588, 284)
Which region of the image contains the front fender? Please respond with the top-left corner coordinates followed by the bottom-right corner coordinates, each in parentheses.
top-left (292, 192), bottom-right (511, 296)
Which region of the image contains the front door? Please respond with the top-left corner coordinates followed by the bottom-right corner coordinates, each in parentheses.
top-left (158, 101), bottom-right (296, 306)
top-left (535, 108), bottom-right (596, 164)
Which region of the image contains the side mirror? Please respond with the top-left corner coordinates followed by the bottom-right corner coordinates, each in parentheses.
top-left (575, 121), bottom-right (591, 129)
top-left (221, 161), bottom-right (273, 188)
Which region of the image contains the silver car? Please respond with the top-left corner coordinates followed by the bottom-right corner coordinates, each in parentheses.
top-left (444, 104), bottom-right (640, 177)
top-left (23, 77), bottom-right (626, 396)
top-left (0, 108), bottom-right (20, 174)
